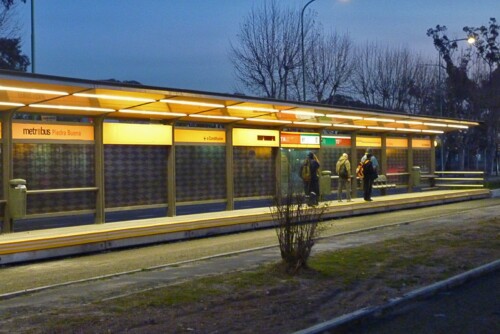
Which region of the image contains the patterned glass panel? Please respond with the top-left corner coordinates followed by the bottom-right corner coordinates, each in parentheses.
top-left (104, 145), bottom-right (167, 207)
top-left (176, 146), bottom-right (226, 202)
top-left (387, 149), bottom-right (408, 174)
top-left (13, 144), bottom-right (95, 214)
top-left (234, 147), bottom-right (275, 198)
top-left (13, 144), bottom-right (95, 189)
top-left (27, 192), bottom-right (95, 214)
top-left (413, 149), bottom-right (431, 174)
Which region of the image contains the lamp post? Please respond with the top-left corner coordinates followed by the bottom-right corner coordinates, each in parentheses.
top-left (300, 0), bottom-right (318, 102)
top-left (31, 0), bottom-right (35, 73)
top-left (436, 36), bottom-right (475, 170)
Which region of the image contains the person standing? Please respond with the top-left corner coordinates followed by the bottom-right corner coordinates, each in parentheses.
top-left (300, 152), bottom-right (320, 204)
top-left (336, 153), bottom-right (352, 202)
top-left (361, 149), bottom-right (377, 201)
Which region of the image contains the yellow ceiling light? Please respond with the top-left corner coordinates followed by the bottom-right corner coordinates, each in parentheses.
top-left (396, 128), bottom-right (422, 132)
top-left (29, 104), bottom-right (115, 112)
top-left (333, 124), bottom-right (366, 129)
top-left (367, 126), bottom-right (396, 131)
top-left (0, 85), bottom-right (68, 96)
top-left (395, 120), bottom-right (423, 125)
top-left (292, 121), bottom-right (331, 126)
top-left (447, 124), bottom-right (468, 129)
top-left (0, 101), bottom-right (25, 107)
top-left (74, 93), bottom-right (156, 102)
top-left (281, 110), bottom-right (325, 117)
top-left (160, 99), bottom-right (225, 108)
top-left (246, 118), bottom-right (292, 124)
top-left (188, 114), bottom-right (243, 121)
top-left (423, 122), bottom-right (448, 127)
top-left (227, 106), bottom-right (278, 113)
top-left (118, 109), bottom-right (186, 117)
top-left (364, 117), bottom-right (395, 122)
top-left (422, 129), bottom-right (444, 134)
top-left (325, 114), bottom-right (363, 120)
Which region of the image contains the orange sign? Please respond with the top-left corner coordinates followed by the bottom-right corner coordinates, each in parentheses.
top-left (13, 123), bottom-right (94, 141)
top-left (356, 136), bottom-right (381, 147)
top-left (412, 138), bottom-right (431, 149)
top-left (281, 132), bottom-right (320, 148)
top-left (387, 138), bottom-right (408, 148)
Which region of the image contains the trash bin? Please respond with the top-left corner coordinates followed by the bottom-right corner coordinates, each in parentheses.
top-left (8, 179), bottom-right (27, 219)
top-left (411, 166), bottom-right (421, 187)
top-left (319, 170), bottom-right (332, 199)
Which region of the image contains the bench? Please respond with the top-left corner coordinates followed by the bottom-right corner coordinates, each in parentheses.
top-left (372, 175), bottom-right (396, 189)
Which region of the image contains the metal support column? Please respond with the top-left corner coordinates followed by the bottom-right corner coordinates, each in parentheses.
top-left (408, 135), bottom-right (414, 192)
top-left (380, 134), bottom-right (387, 175)
top-left (225, 125), bottom-right (234, 211)
top-left (430, 135), bottom-right (436, 174)
top-left (93, 116), bottom-right (105, 224)
top-left (273, 146), bottom-right (281, 199)
top-left (167, 123), bottom-right (176, 217)
top-left (1, 110), bottom-right (14, 233)
top-left (350, 132), bottom-right (357, 199)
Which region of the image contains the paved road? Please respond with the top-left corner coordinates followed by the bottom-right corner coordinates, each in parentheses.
top-left (353, 271), bottom-right (500, 334)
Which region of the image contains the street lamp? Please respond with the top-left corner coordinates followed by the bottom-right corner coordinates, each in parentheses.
top-left (31, 0), bottom-right (35, 73)
top-left (300, 0), bottom-right (318, 102)
top-left (436, 36), bottom-right (475, 170)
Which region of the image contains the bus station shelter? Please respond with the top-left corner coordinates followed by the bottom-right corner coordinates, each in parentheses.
top-left (0, 70), bottom-right (480, 234)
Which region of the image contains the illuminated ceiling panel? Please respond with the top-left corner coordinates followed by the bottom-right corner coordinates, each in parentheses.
top-left (0, 71), bottom-right (480, 133)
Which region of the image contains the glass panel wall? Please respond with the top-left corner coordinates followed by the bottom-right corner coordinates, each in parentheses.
top-left (176, 145), bottom-right (226, 202)
top-left (234, 147), bottom-right (275, 198)
top-left (104, 145), bottom-right (167, 208)
top-left (13, 143), bottom-right (95, 214)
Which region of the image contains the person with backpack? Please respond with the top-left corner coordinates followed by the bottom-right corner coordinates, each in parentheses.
top-left (300, 152), bottom-right (320, 204)
top-left (335, 153), bottom-right (352, 202)
top-left (360, 149), bottom-right (378, 201)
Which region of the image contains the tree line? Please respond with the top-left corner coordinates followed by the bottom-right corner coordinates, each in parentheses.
top-left (229, 1), bottom-right (499, 175)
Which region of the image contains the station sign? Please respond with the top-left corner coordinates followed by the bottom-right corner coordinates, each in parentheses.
top-left (233, 128), bottom-right (279, 147)
top-left (321, 136), bottom-right (351, 147)
top-left (387, 138), bottom-right (408, 148)
top-left (412, 138), bottom-right (432, 149)
top-left (104, 123), bottom-right (172, 145)
top-left (281, 132), bottom-right (320, 148)
top-left (13, 122), bottom-right (94, 141)
top-left (175, 128), bottom-right (225, 144)
top-left (356, 136), bottom-right (381, 147)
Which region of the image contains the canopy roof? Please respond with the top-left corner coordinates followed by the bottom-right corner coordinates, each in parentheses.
top-left (0, 70), bottom-right (479, 134)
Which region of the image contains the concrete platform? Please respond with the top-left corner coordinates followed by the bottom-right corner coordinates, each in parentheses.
top-left (0, 189), bottom-right (490, 265)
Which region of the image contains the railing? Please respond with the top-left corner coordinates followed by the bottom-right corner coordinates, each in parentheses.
top-left (433, 171), bottom-right (484, 188)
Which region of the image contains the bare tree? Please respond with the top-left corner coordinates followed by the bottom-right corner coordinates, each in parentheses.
top-left (230, 1), bottom-right (298, 99)
top-left (307, 29), bottom-right (353, 103)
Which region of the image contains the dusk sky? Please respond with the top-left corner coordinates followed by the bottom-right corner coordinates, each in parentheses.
top-left (15, 0), bottom-right (499, 94)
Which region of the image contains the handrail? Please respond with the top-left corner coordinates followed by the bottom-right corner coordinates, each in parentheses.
top-left (27, 187), bottom-right (99, 195)
top-left (435, 171), bottom-right (484, 175)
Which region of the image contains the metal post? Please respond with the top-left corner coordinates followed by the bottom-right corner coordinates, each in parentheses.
top-left (2, 110), bottom-right (14, 233)
top-left (31, 0), bottom-right (35, 73)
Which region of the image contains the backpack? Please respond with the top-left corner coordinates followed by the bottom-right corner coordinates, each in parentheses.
top-left (356, 159), bottom-right (373, 179)
top-left (339, 162), bottom-right (348, 179)
top-left (300, 160), bottom-right (311, 181)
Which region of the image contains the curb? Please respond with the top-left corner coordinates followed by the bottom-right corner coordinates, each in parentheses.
top-left (294, 259), bottom-right (500, 334)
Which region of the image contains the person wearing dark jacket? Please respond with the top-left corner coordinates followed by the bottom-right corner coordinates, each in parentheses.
top-left (361, 150), bottom-right (377, 201)
top-left (306, 152), bottom-right (320, 204)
